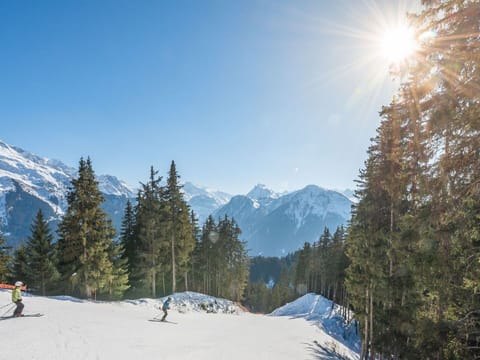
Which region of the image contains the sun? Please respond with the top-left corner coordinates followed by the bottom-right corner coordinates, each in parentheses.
top-left (380, 26), bottom-right (418, 64)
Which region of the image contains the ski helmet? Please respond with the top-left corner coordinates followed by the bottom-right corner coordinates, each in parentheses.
top-left (14, 281), bottom-right (23, 287)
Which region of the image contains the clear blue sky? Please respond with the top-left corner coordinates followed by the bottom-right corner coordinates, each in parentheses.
top-left (0, 0), bottom-right (416, 194)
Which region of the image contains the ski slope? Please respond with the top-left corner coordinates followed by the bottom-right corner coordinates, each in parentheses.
top-left (0, 290), bottom-right (359, 360)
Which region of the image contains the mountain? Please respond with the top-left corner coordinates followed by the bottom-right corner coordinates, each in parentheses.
top-left (182, 182), bottom-right (232, 224)
top-left (0, 140), bottom-right (232, 248)
top-left (213, 184), bottom-right (353, 256)
top-left (338, 188), bottom-right (356, 203)
top-left (0, 140), bottom-right (135, 247)
top-left (0, 140), bottom-right (353, 256)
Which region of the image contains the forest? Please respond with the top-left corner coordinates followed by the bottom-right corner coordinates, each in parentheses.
top-left (344, 1), bottom-right (480, 358)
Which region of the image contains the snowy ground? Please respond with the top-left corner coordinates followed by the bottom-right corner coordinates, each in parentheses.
top-left (0, 290), bottom-right (359, 360)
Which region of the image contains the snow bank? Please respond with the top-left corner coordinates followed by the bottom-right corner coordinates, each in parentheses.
top-left (270, 293), bottom-right (361, 357)
top-left (123, 291), bottom-right (240, 314)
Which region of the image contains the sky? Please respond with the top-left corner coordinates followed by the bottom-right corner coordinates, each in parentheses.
top-left (0, 290), bottom-right (360, 359)
top-left (0, 0), bottom-right (418, 195)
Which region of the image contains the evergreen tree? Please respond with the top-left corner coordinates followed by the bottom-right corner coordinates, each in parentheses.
top-left (294, 242), bottom-right (312, 295)
top-left (194, 215), bottom-right (217, 294)
top-left (164, 161), bottom-right (195, 293)
top-left (217, 216), bottom-right (249, 301)
top-left (188, 210), bottom-right (201, 291)
top-left (344, 1), bottom-right (480, 357)
top-left (25, 209), bottom-right (59, 295)
top-left (132, 166), bottom-right (166, 297)
top-left (11, 244), bottom-right (29, 286)
top-left (119, 200), bottom-right (136, 277)
top-left (0, 233), bottom-right (12, 283)
top-left (104, 240), bottom-right (130, 300)
top-left (57, 158), bottom-right (128, 299)
top-left (190, 215), bottom-right (249, 301)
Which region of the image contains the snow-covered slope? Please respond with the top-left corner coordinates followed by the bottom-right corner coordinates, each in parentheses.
top-left (270, 293), bottom-right (360, 358)
top-left (214, 184), bottom-right (353, 256)
top-left (0, 290), bottom-right (359, 360)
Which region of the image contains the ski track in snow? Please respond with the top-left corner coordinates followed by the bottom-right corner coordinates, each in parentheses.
top-left (0, 290), bottom-right (358, 360)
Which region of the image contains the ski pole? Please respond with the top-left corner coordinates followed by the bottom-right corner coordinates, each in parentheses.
top-left (0, 303), bottom-right (13, 310)
top-left (1, 304), bottom-right (15, 317)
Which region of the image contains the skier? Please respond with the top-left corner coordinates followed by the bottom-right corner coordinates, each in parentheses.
top-left (11, 281), bottom-right (24, 317)
top-left (161, 297), bottom-right (172, 322)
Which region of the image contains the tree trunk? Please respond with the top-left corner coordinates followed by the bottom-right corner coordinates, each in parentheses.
top-left (370, 285), bottom-right (374, 357)
top-left (151, 269), bottom-right (156, 298)
top-left (162, 273), bottom-right (165, 296)
top-left (171, 233), bottom-right (176, 293)
top-left (361, 286), bottom-right (369, 359)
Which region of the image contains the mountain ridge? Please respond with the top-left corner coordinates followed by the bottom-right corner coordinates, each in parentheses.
top-left (213, 184), bottom-right (352, 256)
top-left (0, 140), bottom-right (352, 256)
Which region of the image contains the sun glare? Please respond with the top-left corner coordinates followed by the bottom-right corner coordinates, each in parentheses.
top-left (380, 26), bottom-right (418, 63)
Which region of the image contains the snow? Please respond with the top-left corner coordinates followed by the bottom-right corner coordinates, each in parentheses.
top-left (279, 186), bottom-right (352, 230)
top-left (0, 193), bottom-right (7, 227)
top-left (0, 140), bottom-right (135, 202)
top-left (246, 184), bottom-right (280, 201)
top-left (98, 175), bottom-right (136, 198)
top-left (0, 290), bottom-right (359, 360)
top-left (270, 293), bottom-right (361, 359)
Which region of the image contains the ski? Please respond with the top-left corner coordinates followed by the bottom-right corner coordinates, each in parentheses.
top-left (0, 313), bottom-right (44, 321)
top-left (23, 313), bottom-right (44, 317)
top-left (148, 319), bottom-right (177, 324)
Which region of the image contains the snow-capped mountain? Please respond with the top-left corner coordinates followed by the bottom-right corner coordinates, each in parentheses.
top-left (213, 184), bottom-right (353, 256)
top-left (0, 140), bottom-right (135, 246)
top-left (0, 140), bottom-right (232, 248)
top-left (182, 182), bottom-right (232, 224)
top-left (0, 140), bottom-right (353, 256)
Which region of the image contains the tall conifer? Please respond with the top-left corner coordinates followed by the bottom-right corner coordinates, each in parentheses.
top-left (25, 209), bottom-right (59, 295)
top-left (57, 158), bottom-right (128, 299)
top-left (0, 233), bottom-right (12, 283)
top-left (132, 166), bottom-right (165, 297)
top-left (164, 161), bottom-right (195, 293)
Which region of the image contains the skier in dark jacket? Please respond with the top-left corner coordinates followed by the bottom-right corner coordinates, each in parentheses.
top-left (12, 281), bottom-right (24, 317)
top-left (161, 297), bottom-right (172, 322)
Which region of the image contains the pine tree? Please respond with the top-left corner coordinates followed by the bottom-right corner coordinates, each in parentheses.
top-left (119, 200), bottom-right (136, 277)
top-left (294, 242), bottom-right (312, 295)
top-left (132, 166), bottom-right (166, 297)
top-left (195, 215), bottom-right (217, 294)
top-left (25, 209), bottom-right (59, 295)
top-left (57, 158), bottom-right (128, 299)
top-left (11, 244), bottom-right (29, 286)
top-left (188, 210), bottom-right (201, 291)
top-left (164, 161), bottom-right (195, 293)
top-left (0, 233), bottom-right (12, 283)
top-left (344, 1), bottom-right (480, 357)
top-left (217, 216), bottom-right (249, 301)
top-left (104, 240), bottom-right (130, 300)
